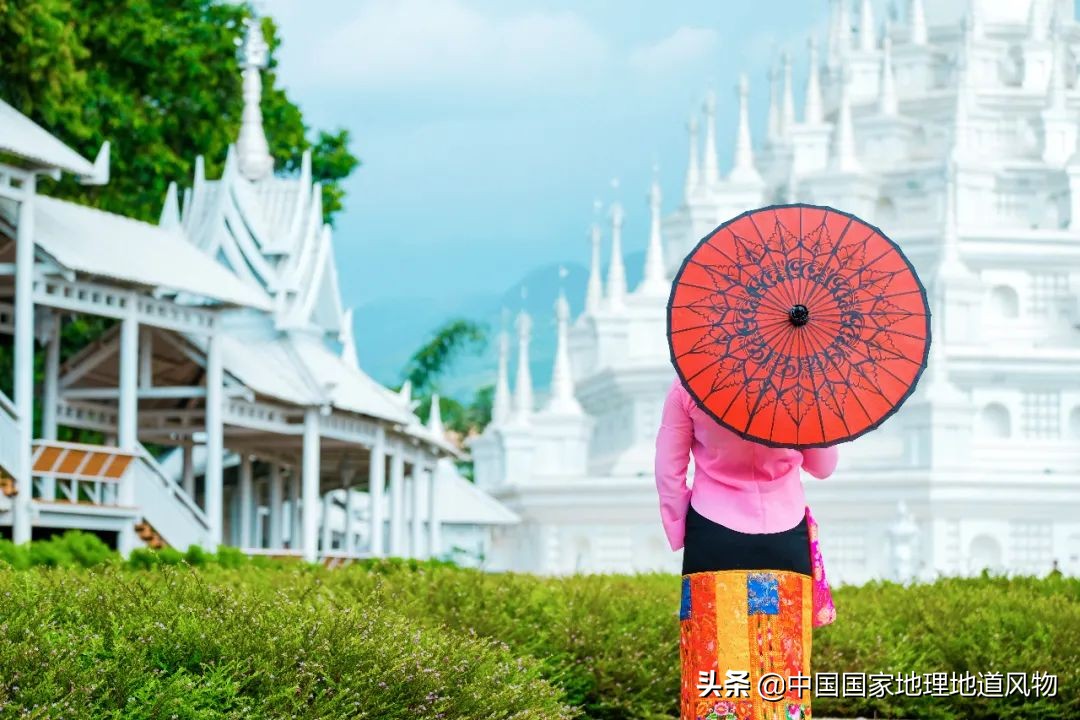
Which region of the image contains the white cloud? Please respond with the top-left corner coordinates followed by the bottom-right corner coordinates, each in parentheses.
top-left (628, 26), bottom-right (718, 77)
top-left (296, 0), bottom-right (609, 93)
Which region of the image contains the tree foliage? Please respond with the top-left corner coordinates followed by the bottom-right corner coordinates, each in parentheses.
top-left (399, 319), bottom-right (492, 447)
top-left (403, 319), bottom-right (487, 396)
top-left (0, 0), bottom-right (359, 224)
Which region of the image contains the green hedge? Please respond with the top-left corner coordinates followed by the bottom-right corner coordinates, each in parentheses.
top-left (0, 534), bottom-right (1075, 719)
top-left (0, 565), bottom-right (573, 718)
top-left (331, 559), bottom-right (1079, 720)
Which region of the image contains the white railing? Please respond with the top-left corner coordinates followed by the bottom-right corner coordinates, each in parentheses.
top-left (131, 444), bottom-right (211, 550)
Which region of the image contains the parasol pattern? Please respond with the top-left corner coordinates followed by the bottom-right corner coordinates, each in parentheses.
top-left (667, 204), bottom-right (930, 448)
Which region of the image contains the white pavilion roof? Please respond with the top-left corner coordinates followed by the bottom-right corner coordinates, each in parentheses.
top-left (0, 99), bottom-right (96, 175)
top-left (34, 195), bottom-right (273, 310)
top-left (215, 329), bottom-right (413, 425)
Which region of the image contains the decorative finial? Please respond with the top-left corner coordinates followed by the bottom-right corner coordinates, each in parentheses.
top-left (879, 36), bottom-right (898, 115)
top-left (766, 62), bottom-right (780, 142)
top-left (684, 115), bottom-right (701, 199)
top-left (547, 271), bottom-right (583, 415)
top-left (492, 309), bottom-right (512, 425)
top-left (702, 89), bottom-right (720, 185)
top-left (512, 307), bottom-right (534, 423)
top-left (585, 222), bottom-right (603, 314)
top-left (780, 52), bottom-right (795, 133)
top-left (640, 170), bottom-right (668, 296)
top-left (858, 0), bottom-right (875, 52)
top-left (236, 14), bottom-right (274, 181)
top-left (910, 0), bottom-right (928, 45)
top-left (730, 73), bottom-right (763, 185)
top-left (829, 68), bottom-right (861, 172)
top-left (606, 198), bottom-right (627, 310)
top-left (427, 393), bottom-right (445, 437)
top-left (805, 36), bottom-right (824, 124)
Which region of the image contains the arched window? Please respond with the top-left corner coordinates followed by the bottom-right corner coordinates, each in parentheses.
top-left (987, 285), bottom-right (1019, 319)
top-left (977, 403), bottom-right (1011, 438)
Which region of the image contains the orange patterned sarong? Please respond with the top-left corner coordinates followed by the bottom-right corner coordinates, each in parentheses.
top-left (679, 569), bottom-right (812, 720)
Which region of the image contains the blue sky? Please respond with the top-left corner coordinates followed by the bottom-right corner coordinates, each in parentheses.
top-left (263, 0), bottom-right (830, 311)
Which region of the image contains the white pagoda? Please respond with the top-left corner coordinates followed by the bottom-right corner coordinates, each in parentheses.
top-left (471, 0), bottom-right (1080, 583)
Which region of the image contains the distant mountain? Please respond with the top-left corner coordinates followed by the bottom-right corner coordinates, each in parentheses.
top-left (355, 251), bottom-right (645, 402)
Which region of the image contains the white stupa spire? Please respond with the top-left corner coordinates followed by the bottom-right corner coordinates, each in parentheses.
top-left (910, 0), bottom-right (927, 45)
top-left (702, 90), bottom-right (720, 186)
top-left (1046, 19), bottom-right (1067, 114)
top-left (953, 28), bottom-right (974, 161)
top-left (836, 0), bottom-right (852, 53)
top-left (683, 116), bottom-right (701, 200)
top-left (829, 70), bottom-right (861, 172)
top-left (781, 53), bottom-right (796, 133)
top-left (427, 393), bottom-right (445, 437)
top-left (606, 193), bottom-right (627, 310)
top-left (492, 310), bottom-right (512, 425)
top-left (879, 36), bottom-right (899, 115)
top-left (805, 37), bottom-right (824, 124)
top-left (159, 181), bottom-right (181, 229)
top-left (512, 302), bottom-right (534, 423)
top-left (585, 218), bottom-right (603, 314)
top-left (236, 15), bottom-right (274, 182)
top-left (547, 274), bottom-right (583, 415)
top-left (1029, 0), bottom-right (1051, 42)
top-left (827, 0), bottom-right (843, 65)
top-left (921, 156), bottom-right (969, 400)
top-left (730, 74), bottom-right (763, 185)
top-left (767, 63), bottom-right (781, 142)
top-left (399, 379), bottom-right (413, 408)
top-left (640, 168), bottom-right (667, 296)
top-left (940, 156), bottom-right (964, 273)
top-left (967, 0), bottom-right (983, 40)
top-left (858, 0), bottom-right (875, 52)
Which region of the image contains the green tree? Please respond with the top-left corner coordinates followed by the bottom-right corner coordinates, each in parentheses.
top-left (402, 319), bottom-right (487, 396)
top-left (0, 0), bottom-right (359, 225)
top-left (0, 0), bottom-right (360, 443)
top-left (400, 319), bottom-right (494, 450)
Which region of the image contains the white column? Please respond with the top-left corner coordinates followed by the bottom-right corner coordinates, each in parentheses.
top-left (368, 427), bottom-right (386, 557)
top-left (410, 463), bottom-right (424, 558)
top-left (40, 314), bottom-right (60, 501)
top-left (253, 479), bottom-right (266, 549)
top-left (238, 453), bottom-right (253, 548)
top-left (12, 176), bottom-right (36, 544)
top-left (268, 464), bottom-right (284, 549)
top-left (204, 329), bottom-right (224, 548)
top-left (427, 462), bottom-right (441, 559)
top-left (388, 449), bottom-right (405, 556)
top-left (287, 468), bottom-right (300, 549)
top-left (116, 312), bottom-right (139, 555)
top-left (138, 326), bottom-right (153, 388)
top-left (342, 466), bottom-right (355, 555)
top-left (181, 443), bottom-right (195, 497)
top-left (321, 492), bottom-right (334, 552)
top-left (301, 408), bottom-right (321, 562)
top-left (42, 315), bottom-right (60, 442)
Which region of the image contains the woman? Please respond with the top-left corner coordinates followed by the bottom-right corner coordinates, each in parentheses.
top-left (655, 376), bottom-right (838, 720)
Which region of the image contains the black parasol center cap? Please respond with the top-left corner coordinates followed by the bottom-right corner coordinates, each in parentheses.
top-left (788, 304), bottom-right (810, 327)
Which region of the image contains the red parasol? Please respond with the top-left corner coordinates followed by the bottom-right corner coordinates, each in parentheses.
top-left (667, 204), bottom-right (930, 449)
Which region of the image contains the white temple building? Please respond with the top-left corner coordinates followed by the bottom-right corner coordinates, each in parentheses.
top-left (0, 17), bottom-right (518, 563)
top-left (472, 0), bottom-right (1080, 583)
